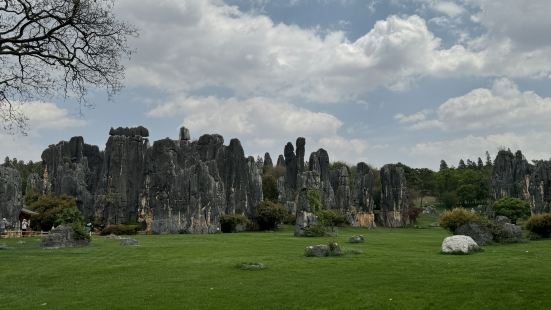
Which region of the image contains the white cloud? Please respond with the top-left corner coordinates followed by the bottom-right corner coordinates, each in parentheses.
top-left (0, 101), bottom-right (85, 161)
top-left (432, 1), bottom-right (465, 17)
top-left (148, 95), bottom-right (372, 164)
top-left (117, 0), bottom-right (483, 103)
top-left (19, 101), bottom-right (86, 130)
top-left (399, 79), bottom-right (551, 132)
top-left (409, 131), bottom-right (551, 169)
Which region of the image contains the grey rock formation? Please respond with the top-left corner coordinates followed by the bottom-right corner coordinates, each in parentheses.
top-left (179, 126), bottom-right (190, 142)
top-left (379, 164), bottom-right (409, 227)
top-left (94, 130), bottom-right (148, 224)
top-left (41, 136), bottom-right (103, 221)
top-left (263, 152), bottom-right (273, 170)
top-left (353, 162), bottom-right (375, 213)
top-left (138, 132), bottom-right (262, 234)
top-left (284, 142), bottom-right (297, 191)
top-left (276, 155), bottom-right (285, 168)
top-left (26, 172), bottom-right (43, 194)
top-left (455, 222), bottom-right (493, 245)
top-left (296, 137), bottom-right (306, 173)
top-left (491, 150), bottom-right (531, 200)
top-left (38, 126), bottom-right (263, 234)
top-left (491, 150), bottom-right (551, 214)
top-left (0, 166), bottom-right (23, 226)
top-left (527, 161), bottom-right (551, 214)
top-left (42, 225), bottom-right (90, 248)
top-left (308, 149), bottom-right (335, 210)
top-left (492, 221), bottom-right (523, 243)
top-left (331, 166), bottom-right (351, 213)
top-left (109, 126), bottom-right (149, 137)
top-left (294, 211), bottom-right (318, 237)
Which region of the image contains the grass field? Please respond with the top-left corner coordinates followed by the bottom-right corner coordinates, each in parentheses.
top-left (2, 218), bottom-right (551, 310)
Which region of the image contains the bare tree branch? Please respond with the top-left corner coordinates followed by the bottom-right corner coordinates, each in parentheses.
top-left (0, 0), bottom-right (137, 134)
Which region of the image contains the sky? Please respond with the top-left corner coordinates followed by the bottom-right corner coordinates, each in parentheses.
top-left (2, 0), bottom-right (551, 170)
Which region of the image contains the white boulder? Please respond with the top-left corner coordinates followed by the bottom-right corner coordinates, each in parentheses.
top-left (441, 235), bottom-right (480, 254)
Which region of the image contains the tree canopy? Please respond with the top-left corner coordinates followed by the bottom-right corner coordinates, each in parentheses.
top-left (0, 0), bottom-right (136, 132)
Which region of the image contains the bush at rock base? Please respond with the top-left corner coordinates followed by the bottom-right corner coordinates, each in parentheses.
top-left (492, 197), bottom-right (530, 224)
top-left (219, 214), bottom-right (250, 233)
top-left (526, 213), bottom-right (551, 239)
top-left (439, 208), bottom-right (488, 233)
top-left (255, 201), bottom-right (287, 231)
top-left (100, 224), bottom-right (140, 236)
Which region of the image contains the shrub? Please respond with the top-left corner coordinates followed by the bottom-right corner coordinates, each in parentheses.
top-left (492, 197), bottom-right (530, 224)
top-left (219, 214), bottom-right (250, 233)
top-left (317, 209), bottom-right (347, 229)
top-left (526, 213), bottom-right (551, 238)
top-left (262, 174), bottom-right (278, 202)
top-left (302, 223), bottom-right (327, 237)
top-left (306, 189), bottom-right (322, 212)
top-left (255, 201), bottom-right (287, 231)
top-left (101, 224), bottom-right (140, 236)
top-left (29, 194), bottom-right (78, 231)
top-left (439, 208), bottom-right (488, 233)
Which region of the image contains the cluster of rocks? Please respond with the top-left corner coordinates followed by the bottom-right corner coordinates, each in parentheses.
top-left (41, 225), bottom-right (90, 248)
top-left (23, 126), bottom-right (263, 234)
top-left (272, 138), bottom-right (409, 236)
top-left (455, 216), bottom-right (523, 245)
top-left (491, 149), bottom-right (551, 214)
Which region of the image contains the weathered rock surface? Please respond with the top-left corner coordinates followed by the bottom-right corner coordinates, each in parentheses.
top-left (0, 166), bottom-right (23, 226)
top-left (441, 235), bottom-right (480, 254)
top-left (304, 242), bottom-right (341, 257)
top-left (276, 155), bottom-right (285, 168)
top-left (455, 222), bottom-right (493, 245)
top-left (527, 161), bottom-right (551, 214)
top-left (26, 172), bottom-right (43, 194)
top-left (348, 235), bottom-right (365, 243)
top-left (305, 244), bottom-right (330, 257)
top-left (492, 221), bottom-right (523, 243)
top-left (263, 152), bottom-right (273, 170)
top-left (94, 130), bottom-right (148, 225)
top-left (294, 211), bottom-right (319, 237)
top-left (41, 136), bottom-right (103, 221)
top-left (109, 126), bottom-right (149, 137)
top-left (120, 238), bottom-right (139, 246)
top-left (42, 225), bottom-right (90, 248)
top-left (379, 164), bottom-right (409, 227)
top-left (491, 150), bottom-right (551, 214)
top-left (39, 127), bottom-right (262, 234)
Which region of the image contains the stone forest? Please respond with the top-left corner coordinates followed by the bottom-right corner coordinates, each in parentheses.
top-left (1, 125), bottom-right (551, 236)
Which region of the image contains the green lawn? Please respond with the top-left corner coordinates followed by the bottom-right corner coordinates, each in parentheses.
top-left (1, 224), bottom-right (551, 310)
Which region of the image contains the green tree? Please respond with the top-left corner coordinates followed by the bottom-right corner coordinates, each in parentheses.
top-left (255, 201), bottom-right (288, 231)
top-left (262, 174), bottom-right (278, 202)
top-left (492, 197), bottom-right (531, 224)
top-left (30, 194), bottom-right (79, 231)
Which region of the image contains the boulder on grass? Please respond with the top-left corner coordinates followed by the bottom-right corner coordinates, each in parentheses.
top-left (455, 222), bottom-right (493, 245)
top-left (493, 222), bottom-right (523, 243)
top-left (120, 238), bottom-right (139, 246)
top-left (305, 242), bottom-right (341, 257)
top-left (42, 225), bottom-right (90, 249)
top-left (441, 235), bottom-right (480, 254)
top-left (348, 235), bottom-right (365, 243)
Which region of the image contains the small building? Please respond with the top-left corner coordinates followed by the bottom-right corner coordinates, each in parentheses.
top-left (19, 207), bottom-right (38, 222)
